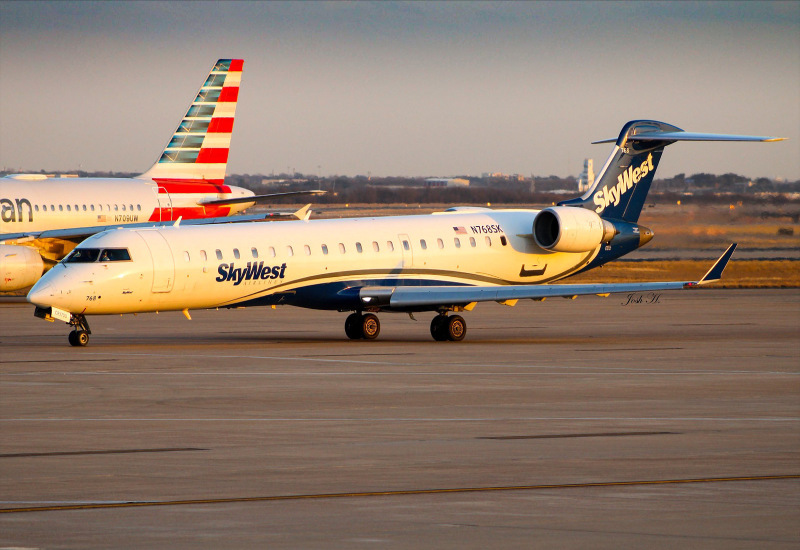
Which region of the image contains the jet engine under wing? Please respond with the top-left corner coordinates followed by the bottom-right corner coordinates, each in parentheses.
top-left (359, 245), bottom-right (737, 310)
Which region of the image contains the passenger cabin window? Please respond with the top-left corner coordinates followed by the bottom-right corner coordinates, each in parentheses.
top-left (82, 205), bottom-right (87, 211)
top-left (269, 247), bottom-right (276, 257)
top-left (233, 248), bottom-right (240, 259)
top-left (121, 204), bottom-right (126, 211)
top-left (74, 205), bottom-right (78, 211)
top-left (470, 237), bottom-right (476, 247)
top-left (500, 236), bottom-right (508, 246)
top-left (287, 246), bottom-right (294, 256)
top-left (437, 238), bottom-right (444, 249)
top-left (90, 205), bottom-right (95, 211)
top-left (114, 204), bottom-right (118, 211)
top-left (34, 205), bottom-right (39, 212)
top-left (454, 237), bottom-right (461, 248)
top-left (59, 205), bottom-right (63, 211)
top-left (387, 241), bottom-right (395, 252)
top-left (304, 245), bottom-right (311, 256)
top-left (321, 244), bottom-right (329, 255)
top-left (129, 204), bottom-right (134, 211)
top-left (420, 239), bottom-right (427, 250)
top-left (356, 242), bottom-right (363, 253)
top-left (216, 249), bottom-right (223, 260)
top-left (67, 205), bottom-right (71, 211)
top-left (251, 247), bottom-right (258, 258)
top-left (485, 236), bottom-right (492, 246)
top-left (402, 240), bottom-right (410, 251)
top-left (183, 251), bottom-right (190, 262)
top-left (339, 243), bottom-right (346, 254)
top-left (200, 250), bottom-right (207, 262)
top-left (372, 241), bottom-right (380, 252)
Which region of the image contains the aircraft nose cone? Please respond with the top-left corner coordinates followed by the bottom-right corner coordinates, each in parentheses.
top-left (638, 225), bottom-right (655, 247)
top-left (27, 281), bottom-right (54, 307)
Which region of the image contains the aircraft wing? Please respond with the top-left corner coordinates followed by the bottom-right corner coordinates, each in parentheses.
top-left (359, 244), bottom-right (737, 310)
top-left (0, 206), bottom-right (313, 245)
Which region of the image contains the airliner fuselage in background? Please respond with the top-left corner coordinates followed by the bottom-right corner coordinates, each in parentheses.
top-left (27, 120), bottom-right (782, 346)
top-left (0, 59), bottom-right (316, 292)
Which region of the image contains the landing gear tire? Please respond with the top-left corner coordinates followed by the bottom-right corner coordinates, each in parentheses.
top-left (345, 313), bottom-right (363, 340)
top-left (430, 314), bottom-right (467, 341)
top-left (68, 330), bottom-right (89, 347)
top-left (361, 313), bottom-right (380, 340)
top-left (430, 315), bottom-right (449, 341)
top-left (446, 315), bottom-right (466, 341)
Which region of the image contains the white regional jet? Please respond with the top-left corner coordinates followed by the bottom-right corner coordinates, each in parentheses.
top-left (0, 59), bottom-right (319, 292)
top-left (27, 120), bottom-right (782, 346)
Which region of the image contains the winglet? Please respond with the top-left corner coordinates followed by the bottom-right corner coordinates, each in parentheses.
top-left (696, 244), bottom-right (737, 285)
top-left (294, 204), bottom-right (312, 221)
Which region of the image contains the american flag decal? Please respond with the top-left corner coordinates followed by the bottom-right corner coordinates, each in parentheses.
top-left (97, 215), bottom-right (107, 223)
top-left (453, 226), bottom-right (467, 234)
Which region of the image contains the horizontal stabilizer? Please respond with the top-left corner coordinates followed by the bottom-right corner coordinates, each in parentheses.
top-left (593, 132), bottom-right (785, 144)
top-left (200, 189), bottom-right (326, 207)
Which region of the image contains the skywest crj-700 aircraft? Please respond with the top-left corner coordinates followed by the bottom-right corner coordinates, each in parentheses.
top-left (0, 59), bottom-right (319, 292)
top-left (28, 120), bottom-right (782, 346)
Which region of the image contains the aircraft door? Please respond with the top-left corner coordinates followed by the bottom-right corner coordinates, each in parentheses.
top-left (136, 230), bottom-right (175, 293)
top-left (398, 233), bottom-right (413, 268)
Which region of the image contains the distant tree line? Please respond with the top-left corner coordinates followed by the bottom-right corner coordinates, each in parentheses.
top-left (3, 169), bottom-right (798, 205)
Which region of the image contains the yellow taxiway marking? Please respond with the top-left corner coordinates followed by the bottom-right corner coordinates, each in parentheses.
top-left (2, 475), bottom-right (798, 514)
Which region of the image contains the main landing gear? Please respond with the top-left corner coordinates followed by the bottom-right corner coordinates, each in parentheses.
top-left (344, 312), bottom-right (381, 340)
top-left (343, 312), bottom-right (467, 342)
top-left (430, 314), bottom-right (466, 342)
top-left (67, 314), bottom-right (91, 347)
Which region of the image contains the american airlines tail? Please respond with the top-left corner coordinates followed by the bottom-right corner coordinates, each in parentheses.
top-left (138, 59), bottom-right (243, 186)
top-left (558, 120), bottom-right (783, 223)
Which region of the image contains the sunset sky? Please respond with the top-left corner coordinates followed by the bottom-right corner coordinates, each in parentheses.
top-left (1, 1), bottom-right (798, 179)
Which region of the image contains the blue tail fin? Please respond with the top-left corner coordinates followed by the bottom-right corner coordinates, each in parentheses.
top-left (558, 120), bottom-right (784, 223)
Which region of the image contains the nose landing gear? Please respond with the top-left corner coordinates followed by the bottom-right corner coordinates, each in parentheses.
top-left (67, 314), bottom-right (92, 347)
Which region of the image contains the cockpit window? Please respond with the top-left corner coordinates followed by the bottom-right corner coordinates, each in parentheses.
top-left (65, 248), bottom-right (131, 263)
top-left (99, 248), bottom-right (131, 262)
top-left (65, 248), bottom-right (101, 263)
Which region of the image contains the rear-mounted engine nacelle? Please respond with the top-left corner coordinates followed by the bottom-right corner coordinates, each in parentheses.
top-left (533, 206), bottom-right (618, 253)
top-left (0, 244), bottom-right (44, 291)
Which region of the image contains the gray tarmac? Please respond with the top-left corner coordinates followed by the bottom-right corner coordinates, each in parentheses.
top-left (1, 289), bottom-right (798, 549)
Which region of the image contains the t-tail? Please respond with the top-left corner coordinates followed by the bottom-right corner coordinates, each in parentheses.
top-left (558, 120), bottom-right (785, 223)
top-left (138, 59), bottom-right (243, 186)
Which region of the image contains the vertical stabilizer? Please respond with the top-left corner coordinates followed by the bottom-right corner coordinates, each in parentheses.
top-left (139, 59), bottom-right (243, 185)
top-left (559, 120), bottom-right (784, 223)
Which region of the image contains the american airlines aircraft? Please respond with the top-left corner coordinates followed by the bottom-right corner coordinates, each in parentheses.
top-left (27, 120), bottom-right (782, 346)
top-left (0, 59), bottom-right (319, 292)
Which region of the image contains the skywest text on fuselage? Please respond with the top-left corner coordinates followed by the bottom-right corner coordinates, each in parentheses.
top-left (593, 152), bottom-right (654, 214)
top-left (216, 262), bottom-right (287, 286)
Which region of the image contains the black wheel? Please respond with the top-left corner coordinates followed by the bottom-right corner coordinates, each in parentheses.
top-left (430, 315), bottom-right (449, 341)
top-left (68, 330), bottom-right (89, 347)
top-left (446, 315), bottom-right (466, 341)
top-left (344, 313), bottom-right (363, 340)
top-left (361, 313), bottom-right (380, 340)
